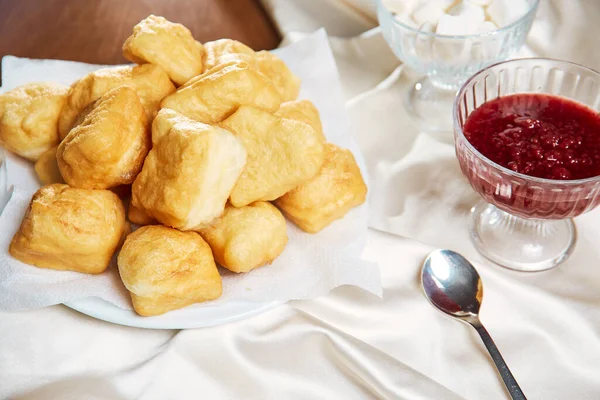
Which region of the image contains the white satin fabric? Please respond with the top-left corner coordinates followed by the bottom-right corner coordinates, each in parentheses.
top-left (2, 1), bottom-right (600, 399)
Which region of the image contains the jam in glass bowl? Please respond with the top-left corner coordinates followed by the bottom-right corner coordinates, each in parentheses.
top-left (454, 58), bottom-right (600, 271)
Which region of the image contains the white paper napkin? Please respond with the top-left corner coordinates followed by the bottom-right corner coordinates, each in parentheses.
top-left (0, 29), bottom-right (382, 312)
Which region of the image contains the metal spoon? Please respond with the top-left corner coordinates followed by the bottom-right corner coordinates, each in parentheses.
top-left (421, 249), bottom-right (526, 400)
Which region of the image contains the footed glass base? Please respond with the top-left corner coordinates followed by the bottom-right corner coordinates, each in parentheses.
top-left (469, 202), bottom-right (577, 272)
top-left (404, 77), bottom-right (457, 141)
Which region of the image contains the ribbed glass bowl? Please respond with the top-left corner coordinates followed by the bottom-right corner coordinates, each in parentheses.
top-left (377, 0), bottom-right (539, 90)
top-left (454, 58), bottom-right (600, 272)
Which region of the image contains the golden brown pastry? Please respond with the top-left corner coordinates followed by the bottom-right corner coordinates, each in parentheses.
top-left (127, 202), bottom-right (156, 226)
top-left (255, 51), bottom-right (301, 102)
top-left (123, 15), bottom-right (204, 86)
top-left (275, 100), bottom-right (325, 142)
top-left (202, 41), bottom-right (299, 101)
top-left (275, 143), bottom-right (367, 233)
top-left (57, 86), bottom-right (151, 190)
top-left (0, 83), bottom-right (68, 161)
top-left (160, 60), bottom-right (281, 124)
top-left (118, 225), bottom-right (222, 316)
top-left (221, 105), bottom-right (325, 207)
top-left (69, 97), bottom-right (98, 131)
top-left (132, 108), bottom-right (247, 230)
top-left (34, 146), bottom-right (64, 185)
top-left (9, 184), bottom-right (127, 274)
top-left (202, 39), bottom-right (256, 72)
top-left (58, 64), bottom-right (175, 139)
top-left (198, 202), bottom-right (287, 273)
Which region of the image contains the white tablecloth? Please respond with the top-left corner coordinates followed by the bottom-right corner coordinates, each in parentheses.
top-left (2, 1), bottom-right (600, 399)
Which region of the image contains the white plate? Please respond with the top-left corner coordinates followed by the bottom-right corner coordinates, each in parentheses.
top-left (64, 297), bottom-right (283, 329)
top-left (1, 30), bottom-right (378, 330)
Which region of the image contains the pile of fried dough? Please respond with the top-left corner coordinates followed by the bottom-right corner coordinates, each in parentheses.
top-left (0, 15), bottom-right (367, 316)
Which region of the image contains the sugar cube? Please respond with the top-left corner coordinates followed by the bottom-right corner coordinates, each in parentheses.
top-left (476, 20), bottom-right (499, 33)
top-left (433, 34), bottom-right (472, 64)
top-left (395, 12), bottom-right (418, 28)
top-left (415, 22), bottom-right (435, 59)
top-left (436, 14), bottom-right (474, 36)
top-left (418, 21), bottom-right (436, 33)
top-left (411, 0), bottom-right (455, 25)
top-left (382, 0), bottom-right (416, 16)
top-left (486, 0), bottom-right (530, 27)
top-left (448, 0), bottom-right (486, 25)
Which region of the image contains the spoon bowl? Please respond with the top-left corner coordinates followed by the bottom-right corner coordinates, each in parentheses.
top-left (422, 249), bottom-right (483, 321)
top-left (422, 249), bottom-right (527, 400)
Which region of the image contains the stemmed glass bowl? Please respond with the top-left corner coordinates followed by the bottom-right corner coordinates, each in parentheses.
top-left (376, 0), bottom-right (540, 134)
top-left (454, 58), bottom-right (600, 272)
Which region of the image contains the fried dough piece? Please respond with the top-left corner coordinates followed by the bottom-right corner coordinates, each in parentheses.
top-left (160, 60), bottom-right (281, 124)
top-left (203, 41), bottom-right (299, 101)
top-left (202, 39), bottom-right (256, 72)
top-left (127, 202), bottom-right (156, 226)
top-left (34, 146), bottom-right (64, 185)
top-left (275, 100), bottom-right (325, 142)
top-left (58, 64), bottom-right (175, 139)
top-left (118, 225), bottom-right (222, 316)
top-left (255, 51), bottom-right (301, 102)
top-left (123, 15), bottom-right (204, 86)
top-left (132, 109), bottom-right (247, 230)
top-left (275, 143), bottom-right (367, 233)
top-left (198, 202), bottom-right (287, 273)
top-left (221, 105), bottom-right (324, 207)
top-left (9, 184), bottom-right (127, 274)
top-left (57, 86), bottom-right (151, 190)
top-left (0, 83), bottom-right (68, 161)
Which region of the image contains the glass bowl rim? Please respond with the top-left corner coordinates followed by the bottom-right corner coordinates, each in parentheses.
top-left (375, 0), bottom-right (540, 40)
top-left (453, 57), bottom-right (600, 186)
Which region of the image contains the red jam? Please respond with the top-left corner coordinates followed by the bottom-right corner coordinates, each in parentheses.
top-left (463, 94), bottom-right (600, 180)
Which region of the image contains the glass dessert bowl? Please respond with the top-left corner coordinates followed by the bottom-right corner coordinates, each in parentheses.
top-left (376, 0), bottom-right (539, 135)
top-left (455, 58), bottom-right (600, 272)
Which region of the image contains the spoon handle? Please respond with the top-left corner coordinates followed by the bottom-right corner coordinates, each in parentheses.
top-left (473, 323), bottom-right (527, 400)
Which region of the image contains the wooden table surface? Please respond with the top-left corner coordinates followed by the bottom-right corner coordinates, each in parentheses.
top-left (0, 0), bottom-right (280, 66)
